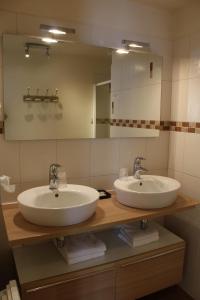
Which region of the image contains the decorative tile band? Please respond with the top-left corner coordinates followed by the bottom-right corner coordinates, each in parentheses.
top-left (170, 121), bottom-right (200, 133)
top-left (1, 120), bottom-right (200, 135)
top-left (110, 119), bottom-right (170, 130)
top-left (96, 119), bottom-right (170, 130)
top-left (96, 119), bottom-right (200, 133)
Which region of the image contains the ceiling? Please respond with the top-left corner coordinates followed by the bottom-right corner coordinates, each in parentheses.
top-left (133, 0), bottom-right (196, 11)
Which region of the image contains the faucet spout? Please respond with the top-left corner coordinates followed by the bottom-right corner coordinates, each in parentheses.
top-left (133, 157), bottom-right (148, 179)
top-left (49, 163), bottom-right (61, 190)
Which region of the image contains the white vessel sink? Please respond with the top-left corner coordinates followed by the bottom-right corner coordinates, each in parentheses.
top-left (114, 175), bottom-right (181, 209)
top-left (17, 185), bottom-right (99, 226)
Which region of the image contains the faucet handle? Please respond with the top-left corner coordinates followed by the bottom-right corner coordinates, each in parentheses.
top-left (135, 156), bottom-right (146, 161)
top-left (49, 163), bottom-right (61, 175)
top-left (134, 156), bottom-right (146, 164)
top-left (50, 163), bottom-right (61, 168)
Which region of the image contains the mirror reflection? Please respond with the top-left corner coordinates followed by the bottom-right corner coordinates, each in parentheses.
top-left (3, 34), bottom-right (162, 140)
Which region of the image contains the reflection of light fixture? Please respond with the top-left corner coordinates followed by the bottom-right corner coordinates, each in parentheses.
top-left (42, 37), bottom-right (58, 44)
top-left (122, 40), bottom-right (151, 52)
top-left (25, 45), bottom-right (30, 58)
top-left (24, 42), bottom-right (51, 58)
top-left (116, 48), bottom-right (129, 54)
top-left (48, 28), bottom-right (66, 35)
top-left (129, 43), bottom-right (143, 48)
top-left (40, 24), bottom-right (76, 35)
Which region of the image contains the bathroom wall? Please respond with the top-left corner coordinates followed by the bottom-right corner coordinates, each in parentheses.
top-left (110, 51), bottom-right (162, 137)
top-left (0, 0), bottom-right (172, 289)
top-left (166, 3), bottom-right (200, 299)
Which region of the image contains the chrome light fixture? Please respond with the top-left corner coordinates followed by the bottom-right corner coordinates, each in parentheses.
top-left (24, 43), bottom-right (51, 58)
top-left (41, 37), bottom-right (58, 44)
top-left (122, 40), bottom-right (151, 52)
top-left (25, 45), bottom-right (30, 58)
top-left (116, 48), bottom-right (129, 54)
top-left (40, 24), bottom-right (76, 35)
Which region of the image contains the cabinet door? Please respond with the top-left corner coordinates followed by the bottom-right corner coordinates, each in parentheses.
top-left (22, 269), bottom-right (115, 300)
top-left (116, 249), bottom-right (185, 300)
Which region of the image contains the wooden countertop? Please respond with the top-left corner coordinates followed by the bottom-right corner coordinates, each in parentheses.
top-left (1, 193), bottom-right (199, 246)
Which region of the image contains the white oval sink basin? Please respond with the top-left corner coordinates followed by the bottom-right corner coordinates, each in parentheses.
top-left (114, 175), bottom-right (181, 209)
top-left (17, 185), bottom-right (99, 226)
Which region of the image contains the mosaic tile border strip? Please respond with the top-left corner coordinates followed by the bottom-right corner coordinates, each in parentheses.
top-left (110, 119), bottom-right (170, 130)
top-left (170, 121), bottom-right (200, 133)
top-left (1, 120), bottom-right (200, 134)
top-left (97, 119), bottom-right (200, 133)
top-left (96, 119), bottom-right (170, 130)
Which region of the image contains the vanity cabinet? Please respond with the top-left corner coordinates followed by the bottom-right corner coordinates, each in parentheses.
top-left (13, 224), bottom-right (185, 300)
top-left (116, 248), bottom-right (184, 300)
top-left (21, 266), bottom-right (115, 300)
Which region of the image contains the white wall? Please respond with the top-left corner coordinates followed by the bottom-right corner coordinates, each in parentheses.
top-left (110, 51), bottom-right (162, 137)
top-left (166, 3), bottom-right (200, 299)
top-left (0, 0), bottom-right (172, 289)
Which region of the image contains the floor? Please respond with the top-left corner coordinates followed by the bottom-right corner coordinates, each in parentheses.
top-left (139, 286), bottom-right (193, 300)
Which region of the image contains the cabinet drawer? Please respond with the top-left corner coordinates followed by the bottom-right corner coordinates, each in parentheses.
top-left (116, 248), bottom-right (185, 300)
top-left (22, 269), bottom-right (115, 300)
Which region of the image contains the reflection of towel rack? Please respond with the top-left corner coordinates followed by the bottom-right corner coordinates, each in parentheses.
top-left (0, 280), bottom-right (21, 300)
top-left (23, 88), bottom-right (59, 103)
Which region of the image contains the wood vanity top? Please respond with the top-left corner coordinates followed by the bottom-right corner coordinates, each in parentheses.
top-left (1, 193), bottom-right (199, 246)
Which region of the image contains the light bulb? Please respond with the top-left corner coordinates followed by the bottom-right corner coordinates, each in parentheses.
top-left (116, 48), bottom-right (129, 54)
top-left (129, 43), bottom-right (143, 48)
top-left (42, 37), bottom-right (58, 44)
top-left (48, 29), bottom-right (66, 35)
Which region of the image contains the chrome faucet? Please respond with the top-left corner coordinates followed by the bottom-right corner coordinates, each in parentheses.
top-left (49, 163), bottom-right (61, 190)
top-left (133, 157), bottom-right (148, 179)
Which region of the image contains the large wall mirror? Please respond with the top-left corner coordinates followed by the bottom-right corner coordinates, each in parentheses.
top-left (3, 34), bottom-right (162, 140)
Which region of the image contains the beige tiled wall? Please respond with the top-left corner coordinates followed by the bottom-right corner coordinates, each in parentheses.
top-left (0, 132), bottom-right (169, 203)
top-left (0, 1), bottom-right (172, 289)
top-left (0, 4), bottom-right (172, 202)
top-left (166, 3), bottom-right (200, 299)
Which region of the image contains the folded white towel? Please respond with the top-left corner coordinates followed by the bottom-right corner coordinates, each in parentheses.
top-left (9, 281), bottom-right (21, 300)
top-left (120, 228), bottom-right (159, 243)
top-left (1, 294), bottom-right (8, 300)
top-left (54, 232), bottom-right (106, 264)
top-left (118, 223), bottom-right (159, 248)
top-left (0, 290), bottom-right (7, 300)
top-left (62, 233), bottom-right (106, 259)
top-left (120, 223), bottom-right (159, 242)
top-left (63, 251), bottom-right (105, 265)
top-left (6, 285), bottom-right (12, 300)
top-left (118, 232), bottom-right (159, 248)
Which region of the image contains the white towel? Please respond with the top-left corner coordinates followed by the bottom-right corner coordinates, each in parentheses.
top-left (6, 286), bottom-right (12, 300)
top-left (62, 251), bottom-right (105, 265)
top-left (9, 281), bottom-right (21, 300)
top-left (118, 232), bottom-right (159, 248)
top-left (0, 290), bottom-right (7, 300)
top-left (120, 224), bottom-right (159, 241)
top-left (118, 223), bottom-right (159, 248)
top-left (54, 232), bottom-right (106, 264)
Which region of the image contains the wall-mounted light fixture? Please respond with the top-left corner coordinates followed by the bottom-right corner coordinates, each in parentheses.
top-left (25, 45), bottom-right (30, 58)
top-left (116, 40), bottom-right (150, 55)
top-left (40, 24), bottom-right (76, 36)
top-left (122, 40), bottom-right (150, 52)
top-left (24, 42), bottom-right (50, 58)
